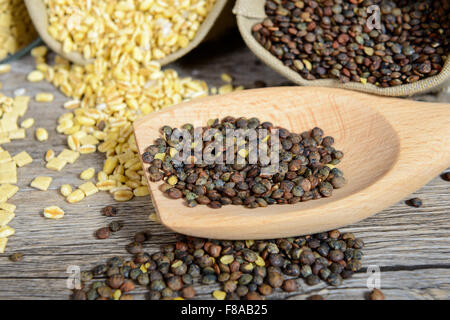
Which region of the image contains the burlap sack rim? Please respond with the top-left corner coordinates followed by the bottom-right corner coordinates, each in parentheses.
top-left (233, 0), bottom-right (450, 97)
top-left (25, 0), bottom-right (228, 66)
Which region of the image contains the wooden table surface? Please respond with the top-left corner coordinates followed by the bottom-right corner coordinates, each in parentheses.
top-left (0, 31), bottom-right (449, 300)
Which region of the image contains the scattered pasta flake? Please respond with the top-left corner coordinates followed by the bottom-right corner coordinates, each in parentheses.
top-left (30, 176), bottom-right (53, 191)
top-left (13, 151), bottom-right (33, 167)
top-left (43, 206), bottom-right (65, 219)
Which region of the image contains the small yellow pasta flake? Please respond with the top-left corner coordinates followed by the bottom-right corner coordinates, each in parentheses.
top-left (0, 133), bottom-right (10, 145)
top-left (0, 151), bottom-right (11, 164)
top-left (60, 184), bottom-right (72, 197)
top-left (113, 289), bottom-right (122, 300)
top-left (9, 129), bottom-right (26, 140)
top-left (43, 206), bottom-right (65, 219)
top-left (20, 118), bottom-right (35, 129)
top-left (31, 46), bottom-right (48, 57)
top-left (167, 176), bottom-right (178, 185)
top-left (66, 189), bottom-right (85, 203)
top-left (35, 128), bottom-right (49, 141)
top-left (154, 153), bottom-right (165, 161)
top-left (35, 93), bottom-right (54, 102)
top-left (46, 158), bottom-right (67, 171)
top-left (30, 176), bottom-right (53, 191)
top-left (212, 290), bottom-right (227, 300)
top-left (0, 184), bottom-right (19, 199)
top-left (27, 70), bottom-right (45, 82)
top-left (45, 149), bottom-right (55, 162)
top-left (57, 149), bottom-right (79, 164)
top-left (0, 203), bottom-right (16, 212)
top-left (0, 161), bottom-right (17, 184)
top-left (0, 210), bottom-right (15, 227)
top-left (80, 168), bottom-right (95, 180)
top-left (13, 96), bottom-right (30, 116)
top-left (0, 225), bottom-right (15, 238)
top-left (63, 100), bottom-right (80, 110)
top-left (13, 151), bottom-right (33, 167)
top-left (0, 64), bottom-right (11, 74)
top-left (79, 182), bottom-right (98, 197)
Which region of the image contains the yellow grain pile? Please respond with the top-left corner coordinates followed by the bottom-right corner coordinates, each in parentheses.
top-left (0, 0), bottom-right (38, 60)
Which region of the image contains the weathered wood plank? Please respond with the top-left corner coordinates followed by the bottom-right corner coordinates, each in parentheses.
top-left (0, 269), bottom-right (449, 300)
top-left (0, 31), bottom-right (449, 299)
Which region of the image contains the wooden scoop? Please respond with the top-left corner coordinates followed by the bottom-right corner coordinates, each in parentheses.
top-left (24, 0), bottom-right (229, 66)
top-left (134, 87), bottom-right (450, 240)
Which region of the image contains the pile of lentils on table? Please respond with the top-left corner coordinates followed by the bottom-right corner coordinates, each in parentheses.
top-left (252, 0), bottom-right (449, 87)
top-left (73, 227), bottom-right (364, 300)
top-left (141, 117), bottom-right (346, 209)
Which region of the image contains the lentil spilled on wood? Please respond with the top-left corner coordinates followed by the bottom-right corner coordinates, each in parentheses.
top-left (8, 253), bottom-right (24, 262)
top-left (252, 0), bottom-right (449, 87)
top-left (406, 197), bottom-right (423, 208)
top-left (72, 229), bottom-right (364, 300)
top-left (368, 288), bottom-right (385, 300)
top-left (142, 117), bottom-right (345, 209)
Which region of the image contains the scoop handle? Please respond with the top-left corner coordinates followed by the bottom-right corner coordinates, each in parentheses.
top-left (371, 97), bottom-right (450, 160)
top-left (369, 96), bottom-right (450, 196)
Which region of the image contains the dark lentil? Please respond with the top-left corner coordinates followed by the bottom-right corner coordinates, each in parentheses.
top-left (258, 283), bottom-right (273, 295)
top-left (95, 227), bottom-right (110, 240)
top-left (178, 286), bottom-right (194, 299)
top-left (80, 271), bottom-right (93, 282)
top-left (109, 221), bottom-right (123, 232)
top-left (97, 286), bottom-right (113, 298)
top-left (72, 290), bottom-right (87, 300)
top-left (282, 279), bottom-right (298, 292)
top-left (143, 119), bottom-right (345, 209)
top-left (135, 232), bottom-right (148, 243)
top-left (253, 0), bottom-right (449, 87)
top-left (92, 265), bottom-right (107, 275)
top-left (9, 253), bottom-right (23, 262)
top-left (108, 275), bottom-right (124, 289)
top-left (307, 294), bottom-right (325, 300)
top-left (126, 242), bottom-right (143, 254)
top-left (102, 206), bottom-right (117, 217)
top-left (369, 288), bottom-right (385, 300)
top-left (442, 172), bottom-right (450, 181)
top-left (120, 281), bottom-right (135, 292)
top-left (406, 197), bottom-right (423, 208)
top-left (137, 273), bottom-right (150, 286)
top-left (72, 229), bottom-right (363, 300)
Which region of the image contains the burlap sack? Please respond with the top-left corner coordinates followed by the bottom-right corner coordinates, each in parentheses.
top-left (25, 0), bottom-right (233, 66)
top-left (233, 0), bottom-right (450, 96)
